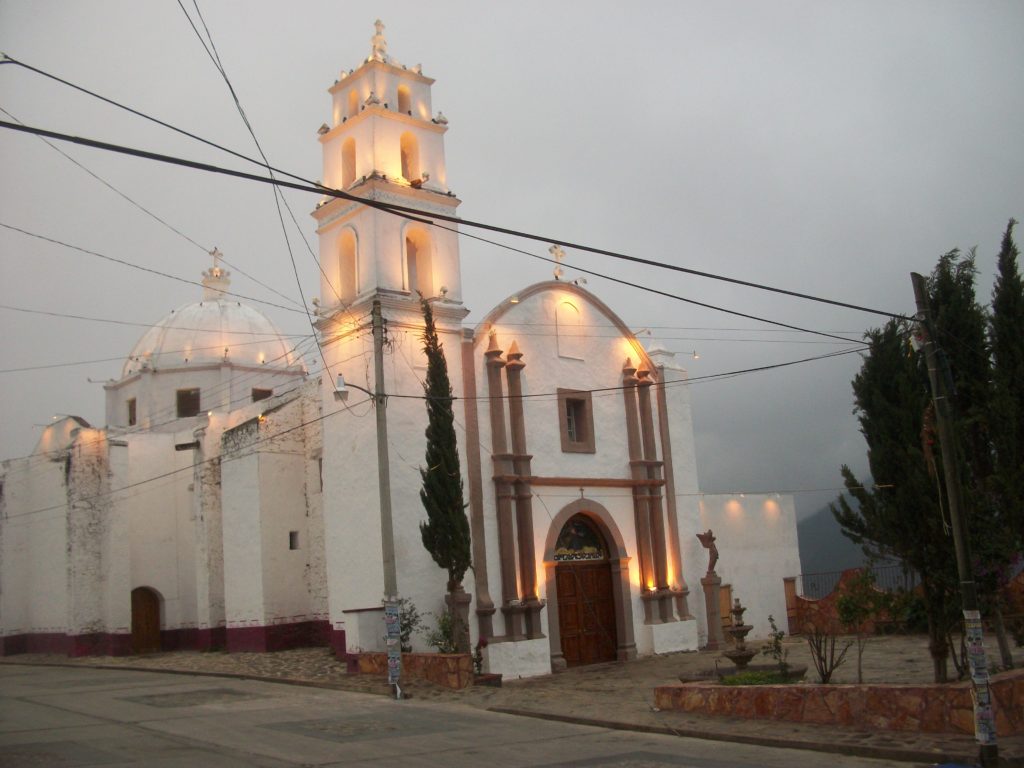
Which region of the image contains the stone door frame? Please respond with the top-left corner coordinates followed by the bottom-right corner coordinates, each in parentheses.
top-left (542, 498), bottom-right (636, 670)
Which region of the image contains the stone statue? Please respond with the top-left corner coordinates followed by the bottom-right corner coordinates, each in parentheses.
top-left (549, 244), bottom-right (565, 281)
top-left (696, 529), bottom-right (718, 576)
top-left (371, 19), bottom-right (388, 62)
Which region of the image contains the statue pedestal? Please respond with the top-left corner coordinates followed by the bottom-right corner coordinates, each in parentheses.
top-left (700, 573), bottom-right (726, 650)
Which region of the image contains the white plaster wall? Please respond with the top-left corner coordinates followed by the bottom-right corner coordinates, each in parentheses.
top-left (321, 302), bottom-right (467, 652)
top-left (301, 390), bottom-right (328, 623)
top-left (255, 401), bottom-right (313, 623)
top-left (699, 493), bottom-right (801, 641)
top-left (221, 425), bottom-right (265, 628)
top-left (66, 431), bottom-right (110, 636)
top-left (0, 455), bottom-right (69, 637)
top-left (321, 393), bottom-right (383, 649)
top-left (103, 442), bottom-right (131, 637)
top-left (124, 431), bottom-right (197, 631)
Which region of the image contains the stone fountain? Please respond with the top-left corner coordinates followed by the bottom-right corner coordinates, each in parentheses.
top-left (721, 597), bottom-right (757, 671)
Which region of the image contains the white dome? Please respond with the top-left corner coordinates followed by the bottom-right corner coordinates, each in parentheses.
top-left (123, 255), bottom-right (302, 378)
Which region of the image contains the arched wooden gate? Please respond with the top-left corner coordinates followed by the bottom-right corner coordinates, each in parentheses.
top-left (554, 514), bottom-right (617, 666)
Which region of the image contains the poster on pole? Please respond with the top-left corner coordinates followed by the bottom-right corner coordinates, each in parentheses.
top-left (384, 600), bottom-right (402, 687)
top-left (963, 609), bottom-right (996, 745)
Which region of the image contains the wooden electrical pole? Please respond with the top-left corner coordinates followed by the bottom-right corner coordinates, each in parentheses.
top-left (911, 272), bottom-right (997, 766)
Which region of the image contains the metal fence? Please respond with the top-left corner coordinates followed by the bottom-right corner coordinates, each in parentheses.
top-left (800, 563), bottom-right (920, 600)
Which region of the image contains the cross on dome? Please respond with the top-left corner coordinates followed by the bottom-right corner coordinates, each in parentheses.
top-left (202, 247), bottom-right (231, 299)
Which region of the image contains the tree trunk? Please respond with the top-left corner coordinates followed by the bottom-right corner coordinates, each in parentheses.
top-left (928, 629), bottom-right (949, 683)
top-left (993, 603), bottom-right (1015, 669)
top-left (446, 581), bottom-right (472, 654)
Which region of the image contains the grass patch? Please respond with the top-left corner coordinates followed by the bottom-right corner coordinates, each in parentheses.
top-left (719, 670), bottom-right (792, 686)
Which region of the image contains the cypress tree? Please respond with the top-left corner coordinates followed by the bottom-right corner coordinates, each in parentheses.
top-left (418, 297), bottom-right (471, 592)
top-left (989, 219), bottom-right (1024, 550)
top-left (832, 320), bottom-right (958, 681)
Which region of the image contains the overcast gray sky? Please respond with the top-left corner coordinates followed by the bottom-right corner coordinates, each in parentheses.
top-left (2, 1), bottom-right (1021, 521)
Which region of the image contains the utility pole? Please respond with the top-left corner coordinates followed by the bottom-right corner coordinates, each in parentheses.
top-left (911, 273), bottom-right (997, 766)
top-left (372, 299), bottom-right (398, 600)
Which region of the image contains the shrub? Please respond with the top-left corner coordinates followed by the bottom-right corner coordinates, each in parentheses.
top-left (424, 610), bottom-right (458, 654)
top-left (760, 614), bottom-right (789, 676)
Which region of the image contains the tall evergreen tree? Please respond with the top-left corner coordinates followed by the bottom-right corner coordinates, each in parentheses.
top-left (418, 297), bottom-right (472, 593)
top-left (989, 219), bottom-right (1024, 550)
top-left (832, 321), bottom-right (959, 681)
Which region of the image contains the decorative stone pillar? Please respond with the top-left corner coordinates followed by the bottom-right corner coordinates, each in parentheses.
top-left (653, 364), bottom-right (691, 620)
top-left (622, 359), bottom-right (657, 623)
top-left (636, 367), bottom-right (673, 623)
top-left (505, 341), bottom-right (543, 639)
top-left (485, 332), bottom-right (524, 639)
top-left (461, 331), bottom-right (495, 641)
top-left (701, 573), bottom-right (727, 650)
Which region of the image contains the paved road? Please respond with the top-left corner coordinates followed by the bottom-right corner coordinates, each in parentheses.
top-left (0, 665), bottom-right (921, 767)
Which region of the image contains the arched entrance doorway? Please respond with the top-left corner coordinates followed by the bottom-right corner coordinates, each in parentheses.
top-left (554, 514), bottom-right (618, 666)
top-left (131, 587), bottom-right (161, 654)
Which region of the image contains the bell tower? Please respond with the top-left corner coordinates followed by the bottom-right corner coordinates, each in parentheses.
top-left (314, 23), bottom-right (470, 657)
top-left (312, 19), bottom-right (463, 317)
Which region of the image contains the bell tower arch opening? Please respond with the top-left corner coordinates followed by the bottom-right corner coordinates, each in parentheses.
top-left (400, 131), bottom-right (420, 182)
top-left (338, 228), bottom-right (358, 303)
top-left (404, 226), bottom-right (434, 297)
top-left (341, 138), bottom-right (356, 188)
top-left (397, 84), bottom-right (412, 114)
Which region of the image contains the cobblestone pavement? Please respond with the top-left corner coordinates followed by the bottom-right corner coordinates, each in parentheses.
top-left (4, 634), bottom-right (1022, 765)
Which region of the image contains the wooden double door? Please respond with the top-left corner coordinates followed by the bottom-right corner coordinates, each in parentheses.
top-left (556, 560), bottom-right (618, 666)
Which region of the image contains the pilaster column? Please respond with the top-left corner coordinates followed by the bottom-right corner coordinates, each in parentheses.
top-left (505, 341), bottom-right (543, 639)
top-left (654, 364), bottom-right (691, 619)
top-left (637, 367), bottom-right (673, 622)
top-left (462, 331), bottom-right (495, 640)
top-left (485, 333), bottom-right (524, 639)
top-left (622, 359), bottom-right (657, 623)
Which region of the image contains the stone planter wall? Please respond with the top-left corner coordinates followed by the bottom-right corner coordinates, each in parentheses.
top-left (353, 652), bottom-right (473, 690)
top-left (654, 669), bottom-right (1024, 735)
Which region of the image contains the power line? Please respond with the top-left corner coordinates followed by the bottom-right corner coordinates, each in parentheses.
top-left (0, 335), bottom-right (307, 373)
top-left (0, 118), bottom-right (878, 345)
top-left (0, 62), bottom-right (907, 320)
top-left (0, 106), bottom-right (304, 309)
top-left (0, 222), bottom-right (308, 315)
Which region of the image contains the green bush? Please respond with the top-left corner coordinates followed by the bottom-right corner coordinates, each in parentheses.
top-left (720, 670), bottom-right (791, 686)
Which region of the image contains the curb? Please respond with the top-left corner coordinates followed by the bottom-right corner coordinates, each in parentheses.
top-left (486, 707), bottom-right (979, 766)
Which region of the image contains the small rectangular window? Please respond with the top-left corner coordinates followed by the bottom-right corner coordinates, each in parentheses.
top-left (289, 531), bottom-right (299, 550)
top-left (557, 389), bottom-right (596, 453)
top-left (176, 388), bottom-right (201, 418)
top-left (127, 398), bottom-right (137, 427)
top-left (252, 388), bottom-right (273, 403)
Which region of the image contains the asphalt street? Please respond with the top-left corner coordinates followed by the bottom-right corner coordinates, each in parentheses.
top-left (0, 665), bottom-right (924, 767)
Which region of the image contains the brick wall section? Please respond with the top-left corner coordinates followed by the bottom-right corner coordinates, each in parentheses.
top-left (355, 652), bottom-right (473, 690)
top-left (654, 668), bottom-right (1024, 735)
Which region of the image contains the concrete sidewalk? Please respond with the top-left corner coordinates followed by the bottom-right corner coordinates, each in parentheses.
top-left (3, 634), bottom-right (1022, 766)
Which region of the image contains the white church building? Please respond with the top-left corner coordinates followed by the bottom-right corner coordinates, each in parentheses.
top-left (0, 26), bottom-right (801, 677)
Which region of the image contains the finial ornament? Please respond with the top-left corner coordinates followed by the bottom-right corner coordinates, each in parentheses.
top-left (549, 244), bottom-right (565, 281)
top-left (371, 19), bottom-right (388, 62)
